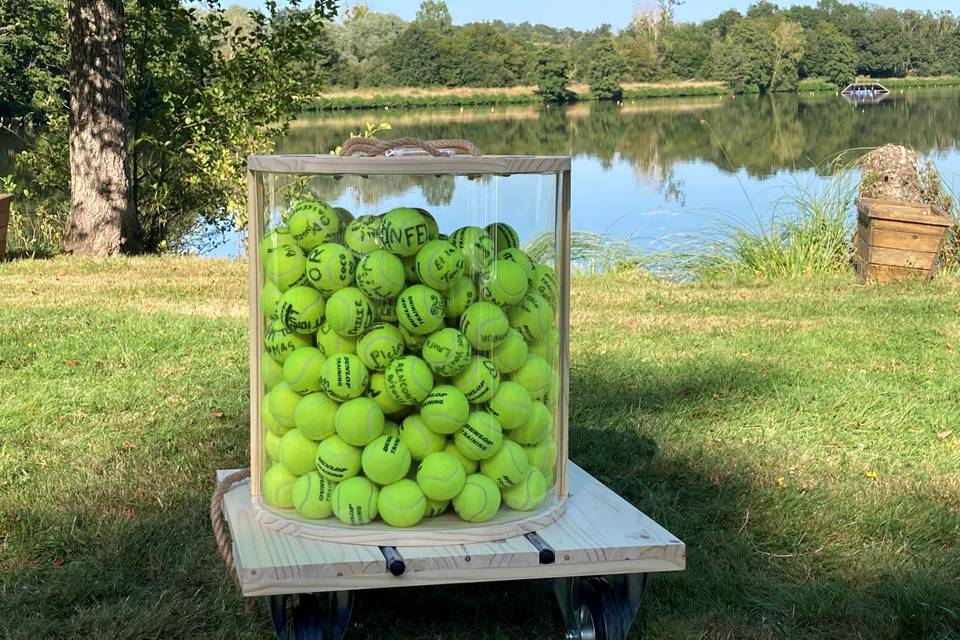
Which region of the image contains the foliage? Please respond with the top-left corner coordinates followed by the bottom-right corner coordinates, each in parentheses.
top-left (327, 8), bottom-right (406, 88)
top-left (585, 37), bottom-right (625, 101)
top-left (0, 0), bottom-right (67, 119)
top-left (770, 21), bottom-right (806, 92)
top-left (803, 21), bottom-right (857, 88)
top-left (660, 24), bottom-right (711, 80)
top-left (385, 23), bottom-right (451, 87)
top-left (711, 18), bottom-right (775, 93)
top-left (414, 0), bottom-right (453, 36)
top-left (533, 45), bottom-right (572, 103)
top-left (445, 23), bottom-right (527, 88)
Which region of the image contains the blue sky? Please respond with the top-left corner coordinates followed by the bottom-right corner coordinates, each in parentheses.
top-left (228, 0), bottom-right (957, 30)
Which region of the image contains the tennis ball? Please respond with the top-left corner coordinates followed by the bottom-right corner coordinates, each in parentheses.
top-left (448, 226), bottom-right (496, 274)
top-left (384, 355), bottom-right (434, 405)
top-left (356, 323), bottom-right (404, 371)
top-left (420, 384), bottom-right (470, 434)
top-left (444, 276), bottom-right (478, 319)
top-left (335, 397), bottom-right (385, 447)
top-left (344, 215), bottom-right (382, 258)
top-left (443, 441), bottom-right (479, 474)
top-left (398, 414), bottom-right (446, 460)
top-left (378, 479), bottom-right (426, 527)
top-left (372, 298), bottom-right (399, 324)
top-left (261, 280), bottom-right (282, 318)
top-left (531, 264), bottom-right (560, 309)
top-left (293, 392), bottom-right (339, 441)
top-left (261, 354), bottom-right (285, 390)
top-left (333, 206), bottom-right (354, 240)
top-left (479, 439), bottom-right (530, 489)
top-left (264, 244), bottom-right (309, 291)
top-left (507, 293), bottom-right (553, 341)
top-left (325, 287), bottom-right (375, 337)
top-left (279, 428), bottom-right (321, 475)
top-left (527, 328), bottom-right (559, 362)
top-left (508, 401), bottom-right (552, 445)
top-left (305, 243), bottom-right (357, 295)
top-left (315, 320), bottom-right (356, 357)
top-left (511, 355), bottom-right (552, 401)
top-left (424, 497), bottom-right (449, 517)
top-left (485, 222), bottom-right (520, 251)
top-left (361, 435), bottom-right (411, 485)
top-left (262, 403), bottom-right (290, 437)
top-left (452, 356), bottom-right (501, 403)
top-left (264, 318), bottom-right (312, 363)
top-left (487, 381), bottom-right (533, 429)
top-left (416, 208), bottom-right (440, 241)
top-left (422, 328), bottom-right (471, 377)
top-left (396, 284), bottom-right (445, 335)
top-left (292, 471), bottom-right (335, 519)
top-left (454, 411), bottom-right (503, 461)
top-left (415, 240), bottom-right (464, 290)
top-left (395, 324), bottom-right (424, 353)
top-left (265, 430), bottom-right (282, 462)
top-left (416, 451), bottom-right (467, 501)
top-left (260, 227), bottom-right (296, 261)
top-left (355, 249), bottom-right (406, 300)
top-left (502, 468), bottom-right (548, 511)
top-left (382, 420), bottom-right (401, 438)
top-left (331, 476), bottom-right (379, 525)
top-left (452, 474), bottom-right (501, 523)
top-left (262, 464), bottom-right (297, 508)
top-left (402, 255), bottom-right (419, 282)
top-left (368, 372), bottom-right (406, 416)
top-left (321, 353), bottom-right (369, 401)
top-left (497, 247), bottom-right (536, 284)
top-left (289, 200), bottom-right (338, 250)
top-left (315, 434), bottom-right (362, 482)
top-left (480, 260), bottom-right (529, 306)
top-left (523, 440), bottom-right (556, 478)
top-left (460, 302), bottom-right (510, 350)
top-left (489, 328), bottom-right (528, 375)
top-left (379, 207), bottom-right (430, 257)
top-left (266, 382), bottom-right (301, 429)
top-left (282, 346), bottom-right (327, 394)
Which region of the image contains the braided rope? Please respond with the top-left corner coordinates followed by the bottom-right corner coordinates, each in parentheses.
top-left (210, 468), bottom-right (257, 612)
top-left (338, 136), bottom-right (481, 157)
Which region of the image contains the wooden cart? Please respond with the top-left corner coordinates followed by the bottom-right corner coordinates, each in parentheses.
top-left (216, 462), bottom-right (685, 640)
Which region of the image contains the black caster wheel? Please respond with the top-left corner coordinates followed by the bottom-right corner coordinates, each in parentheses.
top-left (579, 577), bottom-right (624, 640)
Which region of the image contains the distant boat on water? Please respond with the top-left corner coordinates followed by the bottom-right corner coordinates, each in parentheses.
top-left (841, 82), bottom-right (890, 105)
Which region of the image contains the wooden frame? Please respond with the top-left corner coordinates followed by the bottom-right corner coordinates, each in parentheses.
top-left (247, 154), bottom-right (573, 544)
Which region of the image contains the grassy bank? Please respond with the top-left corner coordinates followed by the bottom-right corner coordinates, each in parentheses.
top-left (1, 257), bottom-right (958, 638)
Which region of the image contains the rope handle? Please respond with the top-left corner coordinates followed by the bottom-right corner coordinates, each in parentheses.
top-left (210, 468), bottom-right (257, 612)
top-left (338, 136), bottom-right (481, 157)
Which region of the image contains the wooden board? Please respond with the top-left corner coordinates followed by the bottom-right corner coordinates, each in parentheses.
top-left (217, 462), bottom-right (685, 597)
top-left (0, 194), bottom-right (9, 257)
top-left (856, 221), bottom-right (945, 253)
top-left (247, 154), bottom-right (571, 176)
top-left (863, 263), bottom-right (929, 284)
top-left (862, 245), bottom-right (938, 270)
top-left (856, 197), bottom-right (953, 227)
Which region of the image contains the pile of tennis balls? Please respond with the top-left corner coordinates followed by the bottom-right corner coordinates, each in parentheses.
top-left (259, 198), bottom-right (560, 528)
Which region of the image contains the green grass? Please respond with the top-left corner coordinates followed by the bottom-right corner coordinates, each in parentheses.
top-left (1, 258), bottom-right (959, 639)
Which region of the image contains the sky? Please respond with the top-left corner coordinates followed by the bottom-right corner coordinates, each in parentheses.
top-left (227, 0), bottom-right (957, 30)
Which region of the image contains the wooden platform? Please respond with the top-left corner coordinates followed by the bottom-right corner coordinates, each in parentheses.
top-left (218, 462), bottom-right (685, 597)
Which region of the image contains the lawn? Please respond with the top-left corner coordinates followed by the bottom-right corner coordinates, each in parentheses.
top-left (1, 257), bottom-right (958, 639)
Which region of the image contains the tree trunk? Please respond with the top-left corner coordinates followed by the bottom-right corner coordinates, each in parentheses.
top-left (64, 0), bottom-right (141, 255)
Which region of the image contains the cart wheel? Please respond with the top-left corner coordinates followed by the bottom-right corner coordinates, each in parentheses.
top-left (579, 577), bottom-right (624, 640)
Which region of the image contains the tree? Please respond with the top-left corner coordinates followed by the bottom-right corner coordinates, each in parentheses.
top-left (446, 23), bottom-right (527, 87)
top-left (385, 23), bottom-right (450, 86)
top-left (770, 21), bottom-right (805, 92)
top-left (661, 24), bottom-right (711, 79)
top-left (711, 18), bottom-right (775, 92)
top-left (585, 37), bottom-right (626, 101)
top-left (328, 9), bottom-right (406, 88)
top-left (414, 0), bottom-right (453, 36)
top-left (534, 45), bottom-right (571, 103)
top-left (0, 0), bottom-right (67, 118)
top-left (804, 21), bottom-right (857, 87)
top-left (615, 26), bottom-right (659, 81)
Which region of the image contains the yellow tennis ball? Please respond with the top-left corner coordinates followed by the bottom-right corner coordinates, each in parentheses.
top-left (424, 497), bottom-right (449, 517)
top-left (527, 328), bottom-right (559, 362)
top-left (497, 247), bottom-right (536, 284)
top-left (448, 226), bottom-right (496, 274)
top-left (344, 215), bottom-right (383, 258)
top-left (356, 322), bottom-right (405, 371)
top-left (416, 207), bottom-right (440, 241)
top-left (315, 319), bottom-right (357, 357)
top-left (262, 464), bottom-right (297, 508)
top-left (355, 249), bottom-right (406, 300)
top-left (480, 260), bottom-right (529, 306)
top-left (397, 323), bottom-right (426, 352)
top-left (502, 468), bottom-right (548, 511)
top-left (454, 411), bottom-right (503, 461)
top-left (335, 397), bottom-right (385, 447)
top-left (262, 403), bottom-right (290, 437)
top-left (265, 430), bottom-right (282, 461)
top-left (292, 471), bottom-right (336, 519)
top-left (384, 355), bottom-right (434, 405)
top-left (261, 280), bottom-right (282, 318)
top-left (361, 435), bottom-right (412, 485)
top-left (507, 293), bottom-right (553, 341)
top-left (452, 474), bottom-right (501, 523)
top-left (531, 264), bottom-right (560, 309)
top-left (479, 439), bottom-right (530, 489)
top-left (485, 222), bottom-right (520, 251)
top-left (333, 206), bottom-right (354, 240)
top-left (511, 355), bottom-right (551, 400)
top-left (444, 275), bottom-right (478, 319)
top-left (523, 440), bottom-right (556, 478)
top-left (289, 199), bottom-right (339, 250)
top-left (278, 428), bottom-right (320, 475)
top-left (320, 353), bottom-right (369, 402)
top-left (315, 434), bottom-right (362, 482)
top-left (326, 287), bottom-right (375, 337)
top-left (368, 372), bottom-right (406, 416)
top-left (331, 476), bottom-right (379, 525)
top-left (396, 284), bottom-right (445, 335)
top-left (508, 401), bottom-right (552, 445)
top-left (452, 356), bottom-right (501, 403)
top-left (401, 254), bottom-right (419, 282)
top-left (420, 384), bottom-right (470, 434)
top-left (489, 328), bottom-right (528, 375)
top-left (305, 242), bottom-right (357, 295)
top-left (416, 451), bottom-right (467, 501)
top-left (260, 226), bottom-right (296, 261)
top-left (261, 353), bottom-right (285, 390)
top-left (282, 346), bottom-right (326, 393)
top-left (415, 240), bottom-right (464, 290)
top-left (460, 302), bottom-right (510, 350)
top-left (378, 479), bottom-right (426, 527)
top-left (382, 420), bottom-right (401, 438)
top-left (380, 207), bottom-right (430, 257)
top-left (293, 392), bottom-right (339, 440)
top-left (264, 244), bottom-right (309, 291)
top-left (487, 381), bottom-right (533, 429)
top-left (398, 414), bottom-right (446, 460)
top-left (266, 382), bottom-right (301, 429)
top-left (264, 318), bottom-right (312, 363)
top-left (422, 328), bottom-right (471, 377)
top-left (443, 441), bottom-right (478, 474)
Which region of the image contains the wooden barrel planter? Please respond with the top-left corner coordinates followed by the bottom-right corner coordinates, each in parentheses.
top-left (854, 197), bottom-right (954, 283)
top-left (0, 194), bottom-right (10, 258)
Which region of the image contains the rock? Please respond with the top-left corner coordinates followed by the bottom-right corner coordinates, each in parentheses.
top-left (858, 144), bottom-right (925, 205)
